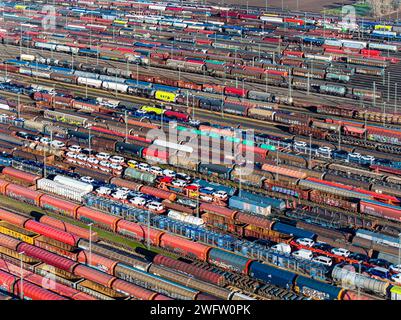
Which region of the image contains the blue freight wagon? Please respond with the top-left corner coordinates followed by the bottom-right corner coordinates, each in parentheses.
top-left (238, 190), bottom-right (286, 211)
top-left (294, 276), bottom-right (344, 300)
top-left (272, 222), bottom-right (316, 239)
top-left (248, 261), bottom-right (297, 289)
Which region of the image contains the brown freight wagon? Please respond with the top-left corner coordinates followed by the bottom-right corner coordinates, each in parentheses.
top-left (308, 190), bottom-right (359, 212)
top-left (296, 221), bottom-right (352, 242)
top-left (323, 173), bottom-right (371, 190)
top-left (289, 125), bottom-right (328, 140)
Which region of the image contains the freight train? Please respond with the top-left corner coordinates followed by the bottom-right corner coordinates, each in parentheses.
top-left (0, 196), bottom-right (392, 300)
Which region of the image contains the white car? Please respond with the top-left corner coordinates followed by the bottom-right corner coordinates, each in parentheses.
top-left (77, 153), bottom-right (88, 161)
top-left (109, 155), bottom-right (125, 164)
top-left (331, 247), bottom-right (350, 257)
top-left (390, 264), bottom-right (401, 273)
top-left (96, 152), bottom-right (110, 160)
top-left (213, 190), bottom-right (228, 200)
top-left (147, 201), bottom-right (164, 212)
top-left (292, 249), bottom-right (313, 260)
top-left (391, 273), bottom-right (401, 284)
top-left (318, 146), bottom-right (332, 153)
top-left (40, 137), bottom-right (51, 145)
top-left (50, 140), bottom-right (65, 149)
top-left (66, 151), bottom-right (77, 159)
top-left (96, 186), bottom-right (112, 196)
top-left (129, 196), bottom-right (147, 207)
top-left (80, 176), bottom-right (95, 184)
top-left (271, 243), bottom-right (291, 254)
top-left (294, 141), bottom-right (307, 148)
top-left (189, 119), bottom-right (200, 127)
top-left (317, 146), bottom-right (332, 157)
top-left (110, 163), bottom-right (123, 171)
top-left (116, 187), bottom-right (130, 193)
top-left (99, 160), bottom-right (111, 168)
top-left (312, 256), bottom-right (333, 267)
top-left (361, 155), bottom-right (375, 163)
top-left (149, 166), bottom-right (163, 175)
top-left (172, 179), bottom-right (187, 187)
top-left (112, 191), bottom-right (128, 200)
top-left (348, 152), bottom-right (361, 160)
top-left (162, 169), bottom-right (176, 178)
top-left (296, 238), bottom-right (315, 247)
top-left (68, 145), bottom-right (82, 153)
top-left (87, 157), bottom-right (99, 165)
top-left (99, 161), bottom-right (111, 172)
top-left (137, 163), bottom-right (150, 171)
top-left (176, 173), bottom-right (191, 182)
top-left (199, 194), bottom-right (213, 202)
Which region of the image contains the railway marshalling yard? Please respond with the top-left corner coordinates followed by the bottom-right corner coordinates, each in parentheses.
top-left (0, 0), bottom-right (401, 303)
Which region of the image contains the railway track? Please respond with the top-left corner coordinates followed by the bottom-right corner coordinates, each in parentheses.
top-left (6, 67), bottom-right (401, 164)
top-left (0, 42), bottom-right (393, 109)
top-left (190, 261), bottom-right (305, 300)
top-left (0, 203), bottom-right (298, 300)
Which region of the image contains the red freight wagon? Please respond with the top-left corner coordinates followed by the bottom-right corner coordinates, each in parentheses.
top-left (76, 207), bottom-right (121, 231)
top-left (164, 110), bottom-right (190, 122)
top-left (224, 86), bottom-right (248, 97)
top-left (17, 242), bottom-right (78, 273)
top-left (24, 220), bottom-right (79, 246)
top-left (370, 165), bottom-right (401, 176)
top-left (159, 233), bottom-right (210, 261)
top-left (166, 6), bottom-right (183, 11)
top-left (239, 14), bottom-right (259, 20)
top-left (39, 215), bottom-right (97, 241)
top-left (202, 83), bottom-right (225, 94)
top-left (221, 11), bottom-right (239, 18)
top-left (307, 177), bottom-right (399, 203)
top-left (283, 50), bottom-right (304, 58)
top-left (195, 39), bottom-right (213, 45)
top-left (361, 49), bottom-right (381, 57)
top-left (114, 47), bottom-right (134, 54)
top-left (262, 37), bottom-right (282, 43)
top-left (360, 200), bottom-right (401, 221)
top-left (116, 220), bottom-right (145, 240)
top-left (283, 18), bottom-right (304, 25)
top-left (238, 144), bottom-right (268, 158)
top-left (78, 251), bottom-right (118, 275)
top-left (14, 279), bottom-right (67, 300)
top-left (73, 264), bottom-right (115, 287)
top-left (5, 184), bottom-right (42, 206)
top-left (1, 167), bottom-right (39, 184)
top-left (142, 227), bottom-right (164, 246)
top-left (265, 69), bottom-right (288, 77)
top-left (39, 194), bottom-right (80, 217)
top-left (366, 126), bottom-right (401, 140)
top-left (153, 254), bottom-right (225, 285)
top-left (0, 208), bottom-right (29, 227)
top-left (197, 30), bottom-right (215, 35)
top-left (90, 126), bottom-right (151, 143)
top-left (177, 80), bottom-right (202, 91)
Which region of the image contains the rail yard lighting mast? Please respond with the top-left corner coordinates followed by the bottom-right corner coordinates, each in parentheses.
top-left (308, 134), bottom-right (312, 169)
top-left (388, 72), bottom-right (391, 102)
top-left (125, 110), bottom-right (128, 142)
top-left (88, 125), bottom-right (92, 155)
top-left (19, 251), bottom-right (25, 300)
top-left (88, 223), bottom-right (93, 267)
